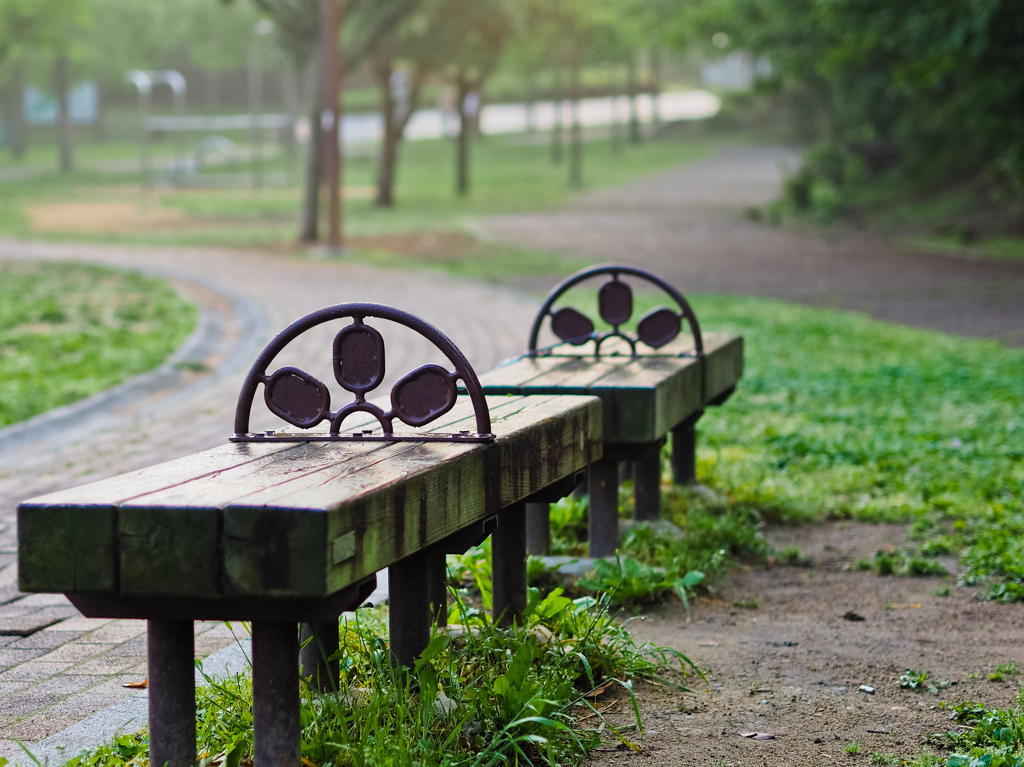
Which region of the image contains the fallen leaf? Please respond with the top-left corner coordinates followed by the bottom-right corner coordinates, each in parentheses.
top-left (843, 611), bottom-right (866, 622)
top-left (584, 680), bottom-right (615, 698)
top-left (753, 734), bottom-right (776, 740)
top-left (867, 728), bottom-right (889, 734)
top-left (122, 678), bottom-right (148, 689)
top-left (740, 732), bottom-right (757, 738)
top-left (888, 603), bottom-right (922, 609)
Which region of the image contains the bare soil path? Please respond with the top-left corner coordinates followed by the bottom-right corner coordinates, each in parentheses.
top-left (486, 145), bottom-right (1024, 345)
top-left (589, 522), bottom-right (1024, 767)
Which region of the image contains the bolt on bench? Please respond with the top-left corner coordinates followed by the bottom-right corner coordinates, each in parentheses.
top-left (474, 265), bottom-right (743, 558)
top-left (18, 303), bottom-right (600, 767)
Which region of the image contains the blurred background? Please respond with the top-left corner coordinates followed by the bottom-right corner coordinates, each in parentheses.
top-left (0, 0), bottom-right (1017, 257)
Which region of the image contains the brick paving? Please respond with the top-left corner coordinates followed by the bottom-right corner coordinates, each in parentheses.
top-left (0, 240), bottom-right (536, 755)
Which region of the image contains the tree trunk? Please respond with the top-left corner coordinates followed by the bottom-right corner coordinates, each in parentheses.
top-left (650, 46), bottom-right (662, 127)
top-left (9, 59), bottom-right (27, 157)
top-left (455, 75), bottom-right (470, 196)
top-left (93, 83), bottom-right (105, 142)
top-left (300, 60), bottom-right (323, 243)
top-left (54, 53), bottom-right (73, 173)
top-left (374, 38), bottom-right (397, 207)
top-left (610, 64), bottom-right (623, 154)
top-left (551, 67), bottom-right (563, 164)
top-left (568, 36), bottom-right (582, 189)
top-left (627, 56), bottom-right (641, 144)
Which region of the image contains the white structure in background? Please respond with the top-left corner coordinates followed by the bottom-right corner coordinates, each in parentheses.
top-left (24, 82), bottom-right (98, 125)
top-left (326, 90), bottom-right (721, 150)
top-left (700, 51), bottom-right (771, 90)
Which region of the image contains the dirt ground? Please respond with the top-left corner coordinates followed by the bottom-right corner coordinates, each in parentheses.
top-left (585, 521), bottom-right (1024, 766)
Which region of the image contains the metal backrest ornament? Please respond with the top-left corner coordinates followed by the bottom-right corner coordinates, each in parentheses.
top-left (527, 265), bottom-right (703, 358)
top-left (231, 303), bottom-right (493, 443)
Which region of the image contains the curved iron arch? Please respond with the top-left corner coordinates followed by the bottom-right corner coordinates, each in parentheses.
top-left (231, 303), bottom-right (492, 443)
top-left (527, 264), bottom-right (704, 358)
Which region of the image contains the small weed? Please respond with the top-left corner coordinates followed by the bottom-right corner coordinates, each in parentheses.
top-left (906, 557), bottom-right (948, 577)
top-left (899, 669), bottom-right (931, 690)
top-left (856, 558), bottom-right (874, 571)
top-left (934, 586), bottom-right (951, 597)
top-left (989, 671), bottom-right (1004, 682)
top-left (876, 552), bottom-right (900, 576)
top-left (733, 597), bottom-right (759, 609)
top-left (778, 545), bottom-right (813, 567)
top-left (996, 662), bottom-right (1020, 677)
top-left (966, 672), bottom-right (978, 680)
top-left (870, 752), bottom-right (899, 766)
top-left (845, 740), bottom-right (861, 754)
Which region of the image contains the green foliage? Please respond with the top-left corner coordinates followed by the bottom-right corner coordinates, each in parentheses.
top-left (923, 698), bottom-right (1024, 767)
top-left (0, 261), bottom-right (196, 427)
top-left (61, 592), bottom-right (698, 767)
top-left (732, 596), bottom-right (758, 609)
top-left (776, 545), bottom-right (812, 567)
top-left (577, 554), bottom-right (704, 616)
top-left (664, 0), bottom-right (1024, 190)
top-left (845, 740), bottom-right (861, 755)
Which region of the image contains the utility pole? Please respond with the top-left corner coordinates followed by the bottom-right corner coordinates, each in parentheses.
top-left (321, 0), bottom-right (343, 250)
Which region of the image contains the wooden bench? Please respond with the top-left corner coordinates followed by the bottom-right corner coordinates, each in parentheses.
top-left (18, 304), bottom-right (600, 767)
top-left (475, 266), bottom-right (743, 557)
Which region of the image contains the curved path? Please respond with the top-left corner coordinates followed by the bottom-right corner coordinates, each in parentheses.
top-left (486, 145), bottom-right (1024, 345)
top-left (0, 240), bottom-right (535, 749)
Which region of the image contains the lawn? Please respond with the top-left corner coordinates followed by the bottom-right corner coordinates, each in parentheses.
top-left (0, 131), bottom-right (712, 250)
top-left (0, 260), bottom-right (196, 427)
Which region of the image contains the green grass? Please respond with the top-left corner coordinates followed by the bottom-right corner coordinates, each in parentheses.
top-left (55, 589), bottom-right (697, 767)
top-left (0, 261), bottom-right (196, 427)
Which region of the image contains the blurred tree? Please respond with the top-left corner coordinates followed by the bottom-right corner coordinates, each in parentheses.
top-left (657, 0), bottom-right (1024, 191)
top-left (0, 0), bottom-right (90, 162)
top-left (233, 0), bottom-right (415, 239)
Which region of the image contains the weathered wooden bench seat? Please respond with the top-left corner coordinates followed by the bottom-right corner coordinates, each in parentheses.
top-left (18, 304), bottom-right (600, 767)
top-left (474, 266), bottom-right (744, 557)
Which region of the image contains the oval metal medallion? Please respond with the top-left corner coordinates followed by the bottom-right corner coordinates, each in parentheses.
top-left (333, 323), bottom-right (385, 394)
top-left (265, 368), bottom-right (330, 428)
top-left (391, 365), bottom-right (457, 427)
top-left (636, 308), bottom-right (682, 349)
top-left (598, 280), bottom-right (633, 326)
top-left (550, 307), bottom-right (595, 346)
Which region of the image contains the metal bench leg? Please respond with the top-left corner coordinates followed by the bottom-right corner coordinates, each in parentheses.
top-left (390, 551), bottom-right (430, 666)
top-left (525, 502), bottom-right (550, 555)
top-left (426, 547), bottom-right (449, 628)
top-left (634, 445), bottom-right (663, 521)
top-left (492, 502), bottom-right (526, 626)
top-left (148, 620), bottom-right (195, 767)
top-left (252, 622), bottom-right (301, 767)
top-left (299, 622), bottom-right (339, 694)
top-left (588, 458), bottom-right (618, 557)
top-left (672, 412), bottom-right (702, 485)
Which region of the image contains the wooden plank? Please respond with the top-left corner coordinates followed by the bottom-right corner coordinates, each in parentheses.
top-left (20, 440), bottom-right (298, 508)
top-left (704, 335), bottom-right (744, 403)
top-left (319, 394), bottom-right (601, 596)
top-left (591, 356), bottom-right (703, 443)
top-left (475, 356), bottom-right (577, 393)
top-left (17, 507), bottom-right (115, 594)
top-left (118, 507), bottom-right (220, 597)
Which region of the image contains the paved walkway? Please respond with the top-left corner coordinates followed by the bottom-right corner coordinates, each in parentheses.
top-left (0, 240), bottom-right (536, 754)
top-left (486, 145), bottom-right (1024, 345)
